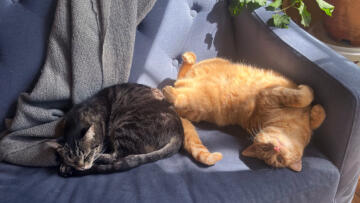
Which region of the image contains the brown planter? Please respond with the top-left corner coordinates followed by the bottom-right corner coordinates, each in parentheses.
top-left (282, 0), bottom-right (325, 29)
top-left (324, 0), bottom-right (360, 46)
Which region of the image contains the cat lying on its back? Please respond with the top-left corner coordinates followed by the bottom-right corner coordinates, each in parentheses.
top-left (163, 52), bottom-right (326, 171)
top-left (48, 83), bottom-right (184, 177)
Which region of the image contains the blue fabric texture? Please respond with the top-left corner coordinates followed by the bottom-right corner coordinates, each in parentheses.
top-left (2, 0), bottom-right (358, 202)
top-left (0, 131), bottom-right (339, 203)
top-left (0, 0), bottom-right (56, 131)
top-left (232, 8), bottom-right (360, 203)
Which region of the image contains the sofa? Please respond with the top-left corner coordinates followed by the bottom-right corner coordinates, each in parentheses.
top-left (1, 0), bottom-right (360, 202)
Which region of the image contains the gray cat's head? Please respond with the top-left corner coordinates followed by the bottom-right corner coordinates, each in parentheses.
top-left (48, 124), bottom-right (103, 171)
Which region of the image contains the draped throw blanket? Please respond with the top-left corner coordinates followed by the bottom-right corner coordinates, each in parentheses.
top-left (0, 0), bottom-right (157, 167)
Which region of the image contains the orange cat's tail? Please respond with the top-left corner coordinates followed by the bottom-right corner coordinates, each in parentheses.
top-left (181, 118), bottom-right (223, 165)
top-left (177, 52), bottom-right (196, 79)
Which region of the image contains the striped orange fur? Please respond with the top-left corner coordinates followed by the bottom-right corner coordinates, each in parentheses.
top-left (181, 118), bottom-right (223, 165)
top-left (163, 52), bottom-right (326, 171)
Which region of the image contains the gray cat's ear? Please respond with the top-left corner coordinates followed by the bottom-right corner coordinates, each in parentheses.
top-left (46, 141), bottom-right (62, 149)
top-left (288, 159), bottom-right (302, 172)
top-left (83, 125), bottom-right (96, 141)
top-left (242, 144), bottom-right (258, 158)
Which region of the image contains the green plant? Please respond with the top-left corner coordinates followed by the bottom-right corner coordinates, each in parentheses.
top-left (229, 0), bottom-right (334, 28)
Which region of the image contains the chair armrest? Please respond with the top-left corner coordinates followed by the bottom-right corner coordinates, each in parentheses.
top-left (232, 7), bottom-right (360, 203)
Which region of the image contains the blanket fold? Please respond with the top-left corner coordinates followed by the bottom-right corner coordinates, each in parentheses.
top-left (0, 0), bottom-right (156, 167)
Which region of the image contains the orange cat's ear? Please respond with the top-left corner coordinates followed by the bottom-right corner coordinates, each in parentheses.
top-left (242, 144), bottom-right (258, 158)
top-left (288, 159), bottom-right (302, 172)
top-left (310, 104), bottom-right (326, 130)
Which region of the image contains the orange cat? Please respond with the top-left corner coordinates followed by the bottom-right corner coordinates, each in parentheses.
top-left (163, 52), bottom-right (326, 171)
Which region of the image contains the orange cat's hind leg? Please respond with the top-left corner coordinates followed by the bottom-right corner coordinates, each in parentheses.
top-left (162, 86), bottom-right (191, 109)
top-left (181, 118), bottom-right (223, 165)
top-left (177, 52), bottom-right (196, 79)
top-left (162, 86), bottom-right (178, 104)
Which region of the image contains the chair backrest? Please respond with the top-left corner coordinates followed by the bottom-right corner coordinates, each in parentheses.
top-left (129, 0), bottom-right (237, 87)
top-left (0, 0), bottom-right (57, 131)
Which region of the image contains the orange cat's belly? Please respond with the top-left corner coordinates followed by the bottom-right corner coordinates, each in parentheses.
top-left (174, 76), bottom-right (256, 126)
top-left (173, 63), bottom-right (292, 126)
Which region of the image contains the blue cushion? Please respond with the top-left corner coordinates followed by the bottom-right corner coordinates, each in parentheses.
top-left (129, 0), bottom-right (237, 86)
top-left (0, 127), bottom-right (339, 203)
top-left (0, 0), bottom-right (340, 202)
top-left (0, 0), bottom-right (56, 131)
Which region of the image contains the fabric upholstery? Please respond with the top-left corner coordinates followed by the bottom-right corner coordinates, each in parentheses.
top-left (0, 130), bottom-right (339, 203)
top-left (0, 0), bottom-right (157, 167)
top-left (129, 0), bottom-right (237, 86)
top-left (232, 8), bottom-right (360, 202)
top-left (0, 0), bottom-right (356, 202)
top-left (0, 0), bottom-right (56, 131)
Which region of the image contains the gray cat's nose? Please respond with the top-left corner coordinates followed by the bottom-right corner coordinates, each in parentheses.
top-left (77, 165), bottom-right (91, 171)
top-left (76, 167), bottom-right (86, 171)
top-left (77, 160), bottom-right (84, 165)
top-left (83, 165), bottom-right (91, 170)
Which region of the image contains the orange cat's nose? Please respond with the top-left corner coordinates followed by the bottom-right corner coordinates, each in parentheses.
top-left (274, 146), bottom-right (280, 152)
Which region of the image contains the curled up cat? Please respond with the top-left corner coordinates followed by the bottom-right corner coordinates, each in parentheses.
top-left (47, 83), bottom-right (184, 177)
top-left (163, 52), bottom-right (326, 172)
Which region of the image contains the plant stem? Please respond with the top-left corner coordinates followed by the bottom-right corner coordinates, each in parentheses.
top-left (274, 1), bottom-right (297, 13)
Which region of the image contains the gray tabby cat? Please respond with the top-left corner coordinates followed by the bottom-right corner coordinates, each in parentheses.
top-left (48, 83), bottom-right (184, 177)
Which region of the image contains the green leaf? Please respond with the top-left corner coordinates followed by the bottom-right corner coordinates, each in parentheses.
top-left (246, 2), bottom-right (263, 11)
top-left (315, 0), bottom-right (334, 16)
top-left (266, 0), bottom-right (282, 11)
top-left (297, 1), bottom-right (311, 27)
top-left (245, 0), bottom-right (267, 12)
top-left (229, 0), bottom-right (267, 15)
top-left (229, 0), bottom-right (245, 16)
top-left (247, 0), bottom-right (267, 6)
top-left (267, 14), bottom-right (290, 28)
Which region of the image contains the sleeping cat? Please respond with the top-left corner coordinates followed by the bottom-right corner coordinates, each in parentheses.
top-left (48, 83), bottom-right (184, 177)
top-left (163, 52), bottom-right (326, 171)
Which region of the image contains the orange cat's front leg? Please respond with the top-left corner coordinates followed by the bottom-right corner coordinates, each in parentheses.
top-left (267, 85), bottom-right (314, 108)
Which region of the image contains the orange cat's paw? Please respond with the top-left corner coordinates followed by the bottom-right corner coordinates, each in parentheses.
top-left (162, 86), bottom-right (177, 103)
top-left (297, 84), bottom-right (314, 107)
top-left (298, 85), bottom-right (314, 95)
top-left (182, 52), bottom-right (196, 64)
top-left (204, 152), bottom-right (223, 165)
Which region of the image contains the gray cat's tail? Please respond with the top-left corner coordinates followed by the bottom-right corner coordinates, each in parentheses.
top-left (94, 136), bottom-right (182, 173)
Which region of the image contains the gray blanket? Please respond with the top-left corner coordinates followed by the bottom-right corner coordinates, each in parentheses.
top-left (0, 0), bottom-right (156, 167)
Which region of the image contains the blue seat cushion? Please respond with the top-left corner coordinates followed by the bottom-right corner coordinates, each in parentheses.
top-left (0, 127), bottom-right (339, 203)
top-left (0, 0), bottom-right (340, 203)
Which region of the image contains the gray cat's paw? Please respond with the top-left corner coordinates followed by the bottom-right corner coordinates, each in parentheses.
top-left (58, 164), bottom-right (73, 177)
